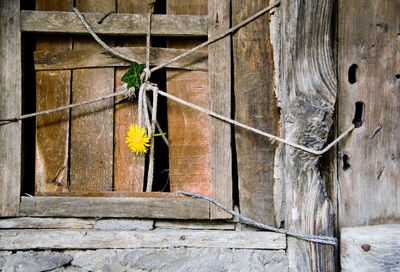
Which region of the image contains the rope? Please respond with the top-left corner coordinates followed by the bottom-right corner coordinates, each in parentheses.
top-left (146, 86), bottom-right (159, 192)
top-left (0, 1), bottom-right (354, 158)
top-left (72, 2), bottom-right (281, 74)
top-left (0, 82), bottom-right (354, 156)
top-left (0, 87), bottom-right (127, 124)
top-left (176, 191), bottom-right (338, 246)
top-left (142, 12), bottom-right (157, 192)
top-left (149, 0), bottom-right (281, 73)
top-left (155, 89), bottom-right (355, 156)
top-left (72, 8), bottom-right (140, 64)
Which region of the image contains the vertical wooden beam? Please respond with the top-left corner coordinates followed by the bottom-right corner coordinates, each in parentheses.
top-left (113, 0), bottom-right (148, 192)
top-left (208, 0), bottom-right (233, 219)
top-left (166, 0), bottom-right (211, 196)
top-left (337, 0), bottom-right (400, 227)
top-left (70, 0), bottom-right (115, 192)
top-left (280, 0), bottom-right (336, 270)
top-left (35, 0), bottom-right (73, 194)
top-left (232, 0), bottom-right (279, 226)
top-left (0, 0), bottom-right (22, 216)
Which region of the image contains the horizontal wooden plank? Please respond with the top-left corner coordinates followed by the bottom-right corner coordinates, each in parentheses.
top-left (21, 10), bottom-right (207, 37)
top-left (155, 220), bottom-right (235, 230)
top-left (341, 224), bottom-right (400, 271)
top-left (0, 229), bottom-right (285, 250)
top-left (19, 197), bottom-right (210, 219)
top-left (0, 217), bottom-right (94, 229)
top-left (34, 47), bottom-right (207, 71)
top-left (34, 192), bottom-right (184, 198)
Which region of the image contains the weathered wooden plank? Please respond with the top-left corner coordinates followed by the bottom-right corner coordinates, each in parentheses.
top-left (232, 0), bottom-right (278, 227)
top-left (114, 68), bottom-right (144, 192)
top-left (113, 0), bottom-right (148, 193)
top-left (35, 0), bottom-right (73, 195)
top-left (0, 0), bottom-right (22, 216)
top-left (208, 0), bottom-right (232, 219)
top-left (34, 47), bottom-right (207, 71)
top-left (0, 217), bottom-right (94, 229)
top-left (341, 225), bottom-right (400, 271)
top-left (19, 197), bottom-right (210, 219)
top-left (155, 220), bottom-right (235, 230)
top-left (69, 0), bottom-right (115, 192)
top-left (0, 229), bottom-right (285, 250)
top-left (337, 0), bottom-right (400, 228)
top-left (21, 10), bottom-right (207, 37)
top-left (280, 0), bottom-right (337, 271)
top-left (167, 0), bottom-right (211, 196)
top-left (34, 191), bottom-right (184, 197)
top-left (117, 0), bottom-right (152, 14)
top-left (35, 70), bottom-right (71, 193)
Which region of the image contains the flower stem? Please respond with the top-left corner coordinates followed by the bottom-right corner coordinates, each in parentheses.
top-left (152, 133), bottom-right (167, 137)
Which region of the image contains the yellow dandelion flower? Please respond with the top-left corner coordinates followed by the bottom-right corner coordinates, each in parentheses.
top-left (125, 124), bottom-right (150, 155)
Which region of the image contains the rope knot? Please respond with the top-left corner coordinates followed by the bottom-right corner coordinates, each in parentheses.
top-left (141, 68), bottom-right (151, 83)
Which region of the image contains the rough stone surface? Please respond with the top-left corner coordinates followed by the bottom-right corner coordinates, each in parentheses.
top-left (50, 267), bottom-right (90, 272)
top-left (2, 251), bottom-right (72, 272)
top-left (0, 251), bottom-right (12, 270)
top-left (0, 248), bottom-right (287, 272)
top-left (70, 248), bottom-right (287, 272)
top-left (94, 219), bottom-right (153, 231)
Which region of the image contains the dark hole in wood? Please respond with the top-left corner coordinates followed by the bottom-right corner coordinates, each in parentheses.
top-left (348, 64), bottom-right (358, 84)
top-left (395, 74), bottom-right (400, 79)
top-left (361, 244), bottom-right (371, 252)
top-left (343, 154), bottom-right (350, 170)
top-left (352, 101), bottom-right (364, 128)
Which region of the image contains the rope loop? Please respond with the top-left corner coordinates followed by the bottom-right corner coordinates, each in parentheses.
top-left (142, 68), bottom-right (151, 83)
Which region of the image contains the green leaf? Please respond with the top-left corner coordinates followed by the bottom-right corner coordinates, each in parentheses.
top-left (121, 62), bottom-right (145, 89)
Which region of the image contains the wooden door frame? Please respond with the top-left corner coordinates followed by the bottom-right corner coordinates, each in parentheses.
top-left (0, 0), bottom-right (232, 220)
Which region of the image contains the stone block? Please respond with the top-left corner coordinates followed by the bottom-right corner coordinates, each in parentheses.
top-left (3, 251), bottom-right (72, 272)
top-left (94, 219), bottom-right (153, 231)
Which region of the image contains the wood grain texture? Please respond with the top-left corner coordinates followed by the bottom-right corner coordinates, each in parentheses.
top-left (0, 217), bottom-right (94, 229)
top-left (35, 70), bottom-right (71, 193)
top-left (337, 0), bottom-right (400, 228)
top-left (21, 10), bottom-right (207, 37)
top-left (69, 0), bottom-right (115, 192)
top-left (114, 68), bottom-right (144, 192)
top-left (208, 0), bottom-right (232, 219)
top-left (232, 0), bottom-right (278, 227)
top-left (0, 0), bottom-right (22, 216)
top-left (34, 47), bottom-right (207, 71)
top-left (113, 0), bottom-right (148, 192)
top-left (117, 0), bottom-right (152, 14)
top-left (341, 225), bottom-right (400, 271)
top-left (166, 0), bottom-right (211, 196)
top-left (35, 0), bottom-right (73, 194)
top-left (34, 191), bottom-right (186, 197)
top-left (280, 0), bottom-right (337, 270)
top-left (19, 196), bottom-right (210, 219)
top-left (155, 220), bottom-right (235, 230)
top-left (0, 229), bottom-right (285, 250)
